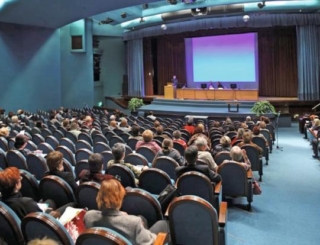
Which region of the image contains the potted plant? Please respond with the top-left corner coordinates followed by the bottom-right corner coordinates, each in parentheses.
top-left (251, 101), bottom-right (276, 116)
top-left (128, 98), bottom-right (144, 112)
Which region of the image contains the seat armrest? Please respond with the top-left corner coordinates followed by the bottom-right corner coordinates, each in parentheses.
top-left (214, 181), bottom-right (222, 195)
top-left (154, 232), bottom-right (168, 245)
top-left (164, 197), bottom-right (178, 217)
top-left (218, 201), bottom-right (228, 227)
top-left (247, 169), bottom-right (253, 179)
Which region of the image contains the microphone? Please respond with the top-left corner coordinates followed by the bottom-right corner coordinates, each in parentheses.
top-left (277, 111), bottom-right (281, 116)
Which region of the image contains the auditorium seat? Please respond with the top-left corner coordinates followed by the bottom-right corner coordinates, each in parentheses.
top-left (152, 156), bottom-right (179, 181)
top-left (76, 181), bottom-right (100, 210)
top-left (139, 168), bottom-right (171, 195)
top-left (214, 151), bottom-right (232, 166)
top-left (0, 148), bottom-right (7, 169)
top-left (240, 144), bottom-right (263, 181)
top-left (26, 153), bottom-right (49, 180)
top-left (60, 138), bottom-right (76, 153)
top-left (76, 140), bottom-right (93, 152)
top-left (125, 153), bottom-right (149, 166)
top-left (137, 146), bottom-right (156, 164)
top-left (75, 148), bottom-right (93, 162)
top-left (6, 150), bottom-right (28, 170)
top-left (107, 164), bottom-right (136, 188)
top-left (20, 169), bottom-right (41, 202)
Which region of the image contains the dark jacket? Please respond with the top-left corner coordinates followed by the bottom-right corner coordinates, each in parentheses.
top-left (175, 165), bottom-right (221, 183)
top-left (3, 192), bottom-right (42, 219)
top-left (78, 170), bottom-right (113, 184)
top-left (45, 169), bottom-right (78, 192)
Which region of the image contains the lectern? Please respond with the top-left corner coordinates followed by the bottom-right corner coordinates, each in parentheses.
top-left (164, 84), bottom-right (176, 99)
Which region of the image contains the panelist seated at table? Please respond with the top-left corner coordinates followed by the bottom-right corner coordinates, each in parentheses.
top-left (217, 82), bottom-right (224, 89)
top-left (208, 82), bottom-right (214, 90)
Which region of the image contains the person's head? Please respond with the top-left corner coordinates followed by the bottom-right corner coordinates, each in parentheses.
top-left (173, 75), bottom-right (176, 79)
top-left (259, 121), bottom-right (266, 129)
top-left (187, 118), bottom-right (194, 126)
top-left (70, 121), bottom-right (79, 131)
top-left (228, 125), bottom-right (235, 131)
top-left (14, 134), bottom-right (28, 149)
top-left (264, 117), bottom-right (270, 124)
top-left (119, 118), bottom-right (128, 127)
top-left (17, 109), bottom-right (24, 115)
top-left (220, 136), bottom-right (231, 147)
top-left (12, 115), bottom-right (19, 124)
top-left (27, 238), bottom-right (59, 245)
top-left (36, 121), bottom-right (43, 128)
top-left (154, 120), bottom-right (160, 128)
top-left (242, 131), bottom-right (253, 144)
top-left (88, 153), bottom-right (104, 173)
top-left (194, 124), bottom-right (204, 134)
top-left (162, 138), bottom-right (173, 152)
top-left (110, 120), bottom-right (117, 128)
top-left (149, 111), bottom-right (153, 116)
top-left (252, 126), bottom-right (260, 135)
top-left (0, 127), bottom-right (10, 137)
top-left (46, 151), bottom-right (64, 171)
top-left (260, 116), bottom-right (266, 122)
top-left (172, 130), bottom-right (181, 140)
top-left (240, 122), bottom-right (248, 129)
top-left (225, 118), bottom-right (232, 124)
top-left (184, 146), bottom-right (198, 166)
top-left (213, 121), bottom-right (220, 127)
top-left (156, 125), bottom-right (164, 135)
top-left (131, 124), bottom-right (140, 137)
top-left (142, 129), bottom-right (154, 142)
top-left (195, 137), bottom-right (207, 151)
top-left (237, 128), bottom-right (245, 138)
top-left (62, 119), bottom-right (70, 128)
top-left (0, 167), bottom-right (21, 198)
top-left (8, 111), bottom-right (14, 118)
top-left (110, 115), bottom-right (116, 121)
top-left (230, 146), bottom-right (243, 161)
top-left (97, 178), bottom-right (126, 210)
top-left (246, 116), bottom-right (252, 122)
top-left (84, 116), bottom-right (93, 126)
top-left (112, 143), bottom-right (126, 161)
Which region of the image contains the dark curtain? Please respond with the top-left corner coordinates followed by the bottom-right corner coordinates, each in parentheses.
top-left (145, 26), bottom-right (298, 97)
top-left (143, 38), bottom-right (154, 96)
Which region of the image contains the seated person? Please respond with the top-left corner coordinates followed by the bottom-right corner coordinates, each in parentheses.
top-left (0, 126), bottom-right (10, 140)
top-left (172, 130), bottom-right (187, 149)
top-left (217, 82), bottom-right (224, 89)
top-left (44, 151), bottom-right (78, 193)
top-left (238, 131), bottom-right (263, 158)
top-left (231, 128), bottom-right (245, 146)
top-left (119, 118), bottom-right (131, 133)
top-left (259, 121), bottom-right (273, 141)
top-left (78, 153), bottom-right (114, 184)
top-left (188, 124), bottom-right (210, 148)
top-left (0, 167), bottom-right (61, 219)
top-left (195, 137), bottom-right (218, 171)
top-left (147, 111), bottom-right (156, 121)
top-left (135, 129), bottom-right (162, 154)
top-left (153, 139), bottom-right (185, 166)
top-left (69, 121), bottom-right (81, 138)
top-left (176, 146), bottom-right (221, 184)
top-left (221, 146), bottom-right (251, 170)
top-left (128, 124), bottom-right (143, 141)
top-left (245, 116), bottom-right (255, 125)
top-left (61, 119), bottom-right (70, 131)
top-left (208, 82), bottom-right (214, 90)
top-left (183, 118), bottom-right (195, 136)
top-left (84, 178), bottom-right (169, 244)
top-left (108, 143), bottom-right (148, 183)
top-left (155, 125), bottom-right (170, 139)
top-left (252, 126), bottom-right (268, 147)
top-left (14, 134), bottom-right (31, 157)
top-left (109, 119), bottom-right (118, 131)
top-left (212, 136), bottom-right (231, 157)
top-left (27, 238), bottom-right (59, 245)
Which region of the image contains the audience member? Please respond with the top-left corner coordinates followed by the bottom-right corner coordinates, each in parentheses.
top-left (188, 124), bottom-right (210, 147)
top-left (172, 130), bottom-right (187, 149)
top-left (128, 124), bottom-right (143, 141)
top-left (221, 146), bottom-right (251, 170)
top-left (135, 129), bottom-right (161, 154)
top-left (45, 151), bottom-right (78, 193)
top-left (0, 126), bottom-right (10, 139)
top-left (153, 138), bottom-right (185, 166)
top-left (14, 134), bottom-right (31, 157)
top-left (119, 118), bottom-right (131, 133)
top-left (252, 126), bottom-right (268, 147)
top-left (231, 128), bottom-right (245, 145)
top-left (195, 137), bottom-right (217, 171)
top-left (84, 178), bottom-right (169, 244)
top-left (147, 111), bottom-right (156, 121)
top-left (155, 125), bottom-right (170, 139)
top-left (78, 153), bottom-right (114, 184)
top-left (69, 121), bottom-right (81, 138)
top-left (245, 116), bottom-right (255, 125)
top-left (238, 131), bottom-right (263, 157)
top-left (212, 135), bottom-right (231, 157)
top-left (175, 146), bottom-right (221, 183)
top-left (183, 118), bottom-right (195, 136)
top-left (109, 120), bottom-right (118, 130)
top-left (27, 238), bottom-right (59, 245)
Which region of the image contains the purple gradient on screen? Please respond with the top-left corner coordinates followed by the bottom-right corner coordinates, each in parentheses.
top-left (185, 33), bottom-right (259, 89)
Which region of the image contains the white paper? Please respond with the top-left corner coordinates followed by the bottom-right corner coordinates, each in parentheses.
top-left (58, 207), bottom-right (84, 225)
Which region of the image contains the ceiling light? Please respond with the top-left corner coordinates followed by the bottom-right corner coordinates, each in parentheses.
top-left (167, 0), bottom-right (178, 5)
top-left (121, 12), bottom-right (127, 18)
top-left (257, 1), bottom-right (266, 9)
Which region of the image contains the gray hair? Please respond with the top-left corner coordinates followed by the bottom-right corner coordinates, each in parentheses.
top-left (230, 146), bottom-right (243, 161)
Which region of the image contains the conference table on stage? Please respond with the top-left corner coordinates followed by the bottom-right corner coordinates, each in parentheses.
top-left (175, 88), bottom-right (258, 101)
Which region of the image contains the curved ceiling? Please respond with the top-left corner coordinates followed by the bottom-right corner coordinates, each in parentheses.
top-left (0, 0), bottom-right (318, 31)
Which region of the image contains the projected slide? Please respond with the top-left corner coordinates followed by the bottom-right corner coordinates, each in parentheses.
top-left (185, 33), bottom-right (258, 88)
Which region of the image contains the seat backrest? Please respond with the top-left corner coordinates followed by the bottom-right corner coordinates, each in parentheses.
top-left (153, 156), bottom-right (179, 180)
top-left (139, 169), bottom-right (171, 194)
top-left (93, 142), bottom-right (111, 154)
top-left (75, 160), bottom-right (89, 179)
top-left (240, 144), bottom-right (260, 171)
top-left (109, 136), bottom-right (125, 148)
top-left (136, 146), bottom-right (156, 163)
top-left (52, 130), bottom-right (64, 141)
top-left (101, 151), bottom-right (114, 170)
top-left (126, 138), bottom-right (138, 151)
top-left (124, 144), bottom-right (133, 156)
top-left (76, 227), bottom-right (132, 245)
top-left (45, 135), bottom-right (59, 150)
top-left (120, 132), bottom-right (131, 142)
top-left (177, 171), bottom-right (214, 204)
top-left (173, 142), bottom-right (185, 156)
top-left (211, 139), bottom-right (221, 149)
top-left (38, 142), bottom-right (54, 154)
top-left (168, 196), bottom-right (220, 245)
top-left (26, 153), bottom-right (49, 180)
top-left (214, 151), bottom-right (231, 166)
top-left (0, 148), bottom-right (7, 169)
top-left (107, 164), bottom-right (136, 188)
top-left (39, 175), bottom-right (76, 208)
top-left (66, 131), bottom-right (78, 144)
top-left (32, 134), bottom-right (45, 146)
top-left (217, 161), bottom-right (248, 196)
top-left (124, 153), bottom-right (148, 166)
top-left (0, 136), bottom-right (9, 151)
top-left (21, 212), bottom-right (73, 245)
top-left (31, 127), bottom-right (42, 136)
top-left (75, 148), bottom-right (93, 162)
top-left (60, 137), bottom-right (76, 153)
top-left (76, 140), bottom-right (93, 152)
top-left (75, 181), bottom-right (100, 210)
top-left (56, 145), bottom-right (76, 166)
top-left (78, 132), bottom-right (93, 146)
top-left (93, 134), bottom-right (108, 145)
top-left (25, 140), bottom-right (38, 151)
top-left (6, 150), bottom-right (28, 170)
top-left (19, 169), bottom-right (41, 201)
top-left (0, 201), bottom-right (24, 245)
top-left (252, 137), bottom-right (267, 156)
top-left (121, 188), bottom-right (163, 227)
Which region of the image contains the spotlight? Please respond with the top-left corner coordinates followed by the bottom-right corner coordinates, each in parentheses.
top-left (167, 0), bottom-right (178, 5)
top-left (161, 24), bottom-right (167, 30)
top-left (257, 1), bottom-right (266, 9)
top-left (142, 3), bottom-right (148, 9)
top-left (121, 12), bottom-right (127, 18)
top-left (243, 15), bottom-right (250, 22)
top-left (140, 17), bottom-right (145, 23)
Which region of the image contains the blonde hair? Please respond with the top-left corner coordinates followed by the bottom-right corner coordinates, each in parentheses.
top-left (27, 238), bottom-right (59, 245)
top-left (0, 127), bottom-right (10, 137)
top-left (142, 129), bottom-right (154, 142)
top-left (97, 179), bottom-right (125, 210)
top-left (12, 115), bottom-right (19, 123)
top-left (220, 136), bottom-right (231, 147)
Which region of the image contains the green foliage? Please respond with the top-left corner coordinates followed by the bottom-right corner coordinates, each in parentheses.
top-left (128, 98), bottom-right (144, 112)
top-left (251, 101), bottom-right (276, 116)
